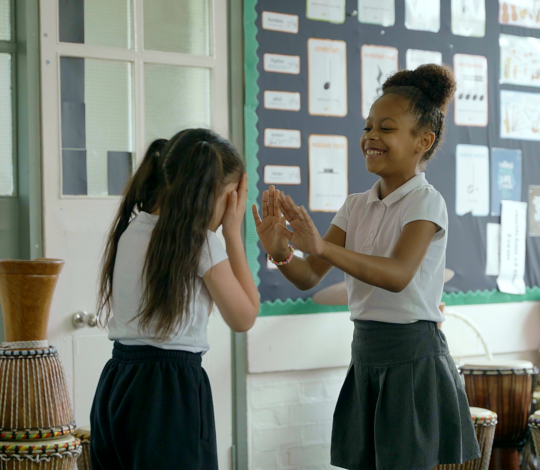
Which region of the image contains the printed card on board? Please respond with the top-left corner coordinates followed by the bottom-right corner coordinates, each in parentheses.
top-left (308, 135), bottom-right (348, 212)
top-left (490, 148), bottom-right (522, 216)
top-left (499, 1), bottom-right (540, 30)
top-left (455, 144), bottom-right (490, 217)
top-left (264, 165), bottom-right (301, 185)
top-left (263, 54), bottom-right (300, 75)
top-left (486, 223), bottom-right (501, 276)
top-left (361, 45), bottom-right (398, 119)
top-left (405, 0), bottom-right (440, 32)
top-left (454, 54), bottom-right (488, 127)
top-left (405, 49), bottom-right (442, 70)
top-left (264, 129), bottom-right (301, 149)
top-left (529, 186), bottom-right (540, 237)
top-left (500, 90), bottom-right (540, 141)
top-left (262, 11), bottom-right (299, 34)
top-left (306, 0), bottom-right (346, 24)
top-left (308, 39), bottom-right (348, 117)
top-left (500, 34), bottom-right (540, 88)
top-left (451, 0), bottom-right (485, 37)
top-left (358, 0), bottom-right (395, 26)
top-left (264, 91), bottom-right (301, 111)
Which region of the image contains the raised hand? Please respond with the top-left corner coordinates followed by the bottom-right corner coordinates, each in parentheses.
top-left (275, 193), bottom-right (325, 256)
top-left (252, 185), bottom-right (290, 260)
top-left (222, 172), bottom-right (248, 239)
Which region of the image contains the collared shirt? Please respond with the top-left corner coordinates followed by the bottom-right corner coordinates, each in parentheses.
top-left (108, 212), bottom-right (228, 352)
top-left (332, 173), bottom-right (447, 324)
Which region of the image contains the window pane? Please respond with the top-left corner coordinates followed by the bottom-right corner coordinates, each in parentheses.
top-left (59, 0), bottom-right (133, 49)
top-left (0, 54), bottom-right (13, 196)
top-left (0, 0), bottom-right (10, 41)
top-left (60, 57), bottom-right (134, 196)
top-left (144, 64), bottom-right (211, 145)
top-left (143, 0), bottom-right (211, 55)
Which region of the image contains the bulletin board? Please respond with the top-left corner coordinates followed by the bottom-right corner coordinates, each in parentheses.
top-left (244, 0), bottom-right (540, 317)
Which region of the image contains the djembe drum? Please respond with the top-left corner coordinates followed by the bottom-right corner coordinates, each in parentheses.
top-left (0, 260), bottom-right (81, 468)
top-left (73, 426), bottom-right (91, 470)
top-left (437, 407), bottom-right (497, 470)
top-left (459, 360), bottom-right (538, 470)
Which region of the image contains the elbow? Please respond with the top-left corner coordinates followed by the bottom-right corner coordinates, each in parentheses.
top-left (385, 274), bottom-right (413, 293)
top-left (231, 303), bottom-right (259, 333)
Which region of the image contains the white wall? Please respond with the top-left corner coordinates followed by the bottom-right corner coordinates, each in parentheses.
top-left (246, 302), bottom-right (540, 469)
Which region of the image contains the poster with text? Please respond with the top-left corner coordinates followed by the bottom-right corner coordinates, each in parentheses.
top-left (500, 34), bottom-right (540, 88)
top-left (308, 39), bottom-right (348, 117)
top-left (501, 90), bottom-right (540, 141)
top-left (308, 135), bottom-right (348, 212)
top-left (405, 0), bottom-right (440, 32)
top-left (406, 49), bottom-right (442, 70)
top-left (306, 0), bottom-right (346, 24)
top-left (454, 54), bottom-right (488, 127)
top-left (358, 0), bottom-right (395, 26)
top-left (490, 148), bottom-right (522, 216)
top-left (499, 0), bottom-right (540, 30)
top-left (361, 45), bottom-right (398, 119)
top-left (455, 144), bottom-right (490, 217)
top-left (529, 186), bottom-right (540, 236)
top-left (451, 0), bottom-right (485, 37)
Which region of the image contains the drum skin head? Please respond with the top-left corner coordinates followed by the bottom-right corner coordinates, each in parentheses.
top-left (460, 359), bottom-right (534, 370)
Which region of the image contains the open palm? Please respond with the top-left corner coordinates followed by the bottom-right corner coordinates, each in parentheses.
top-left (252, 185), bottom-right (289, 259)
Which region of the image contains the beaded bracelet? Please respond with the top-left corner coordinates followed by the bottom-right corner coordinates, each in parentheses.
top-left (268, 245), bottom-right (295, 266)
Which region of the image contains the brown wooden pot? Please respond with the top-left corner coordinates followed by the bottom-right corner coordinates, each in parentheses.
top-left (0, 259), bottom-right (64, 343)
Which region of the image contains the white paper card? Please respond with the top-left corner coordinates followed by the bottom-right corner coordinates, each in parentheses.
top-left (406, 49), bottom-right (442, 70)
top-left (405, 0), bottom-right (440, 32)
top-left (486, 223), bottom-right (501, 276)
top-left (308, 39), bottom-right (348, 117)
top-left (358, 0), bottom-right (395, 26)
top-left (307, 0), bottom-right (346, 24)
top-left (500, 34), bottom-right (540, 88)
top-left (308, 135), bottom-right (348, 212)
top-left (497, 200), bottom-right (527, 295)
top-left (499, 0), bottom-right (540, 30)
top-left (454, 54), bottom-right (488, 127)
top-left (262, 11), bottom-right (299, 34)
top-left (455, 144), bottom-right (490, 216)
top-left (264, 165), bottom-right (301, 185)
top-left (361, 45), bottom-right (398, 119)
top-left (264, 91), bottom-right (301, 111)
top-left (500, 90), bottom-right (540, 141)
top-left (264, 129), bottom-right (301, 149)
top-left (263, 54), bottom-right (300, 75)
top-left (451, 0), bottom-right (486, 37)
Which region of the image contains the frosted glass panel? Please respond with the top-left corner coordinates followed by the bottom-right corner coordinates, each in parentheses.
top-left (0, 0), bottom-right (9, 41)
top-left (59, 0), bottom-right (133, 49)
top-left (145, 64), bottom-right (211, 145)
top-left (144, 0), bottom-right (211, 55)
top-left (60, 57), bottom-right (134, 196)
top-left (0, 54), bottom-right (13, 196)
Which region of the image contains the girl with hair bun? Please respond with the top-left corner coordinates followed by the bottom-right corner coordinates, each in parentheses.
top-left (253, 64), bottom-right (480, 469)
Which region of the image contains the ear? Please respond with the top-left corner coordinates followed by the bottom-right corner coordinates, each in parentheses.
top-left (416, 131), bottom-right (436, 155)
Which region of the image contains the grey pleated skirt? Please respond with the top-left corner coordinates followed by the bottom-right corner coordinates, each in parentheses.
top-left (331, 320), bottom-right (481, 470)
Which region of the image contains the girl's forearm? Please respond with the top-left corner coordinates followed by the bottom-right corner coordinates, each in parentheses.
top-left (276, 256), bottom-right (323, 291)
top-left (224, 234), bottom-right (260, 310)
top-left (318, 242), bottom-right (410, 292)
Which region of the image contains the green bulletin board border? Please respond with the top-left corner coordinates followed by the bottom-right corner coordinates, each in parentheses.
top-left (243, 0), bottom-right (540, 317)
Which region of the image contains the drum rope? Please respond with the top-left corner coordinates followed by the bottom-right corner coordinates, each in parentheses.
top-left (1, 341), bottom-right (49, 350)
top-left (0, 447), bottom-right (82, 463)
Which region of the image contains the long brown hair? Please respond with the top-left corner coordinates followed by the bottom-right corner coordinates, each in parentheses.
top-left (97, 128), bottom-right (245, 340)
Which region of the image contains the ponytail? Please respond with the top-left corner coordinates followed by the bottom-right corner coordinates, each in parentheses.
top-left (97, 138), bottom-right (167, 327)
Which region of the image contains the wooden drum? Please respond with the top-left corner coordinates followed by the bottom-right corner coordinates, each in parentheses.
top-left (0, 435), bottom-right (81, 469)
top-left (437, 407), bottom-right (497, 470)
top-left (73, 427), bottom-right (90, 470)
top-left (0, 347), bottom-right (74, 440)
top-left (459, 360), bottom-right (538, 470)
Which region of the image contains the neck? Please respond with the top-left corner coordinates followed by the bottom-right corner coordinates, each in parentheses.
top-left (379, 170), bottom-right (420, 199)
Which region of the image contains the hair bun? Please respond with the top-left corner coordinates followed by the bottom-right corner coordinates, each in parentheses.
top-left (382, 64), bottom-right (456, 110)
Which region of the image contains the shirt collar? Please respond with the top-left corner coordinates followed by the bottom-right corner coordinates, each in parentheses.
top-left (367, 173), bottom-right (428, 207)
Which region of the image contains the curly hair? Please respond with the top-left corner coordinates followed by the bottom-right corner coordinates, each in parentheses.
top-left (381, 64), bottom-right (457, 163)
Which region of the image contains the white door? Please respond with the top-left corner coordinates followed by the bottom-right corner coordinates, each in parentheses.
top-left (39, 1), bottom-right (233, 468)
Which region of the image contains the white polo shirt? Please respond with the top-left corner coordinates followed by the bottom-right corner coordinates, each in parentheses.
top-left (332, 173), bottom-right (447, 324)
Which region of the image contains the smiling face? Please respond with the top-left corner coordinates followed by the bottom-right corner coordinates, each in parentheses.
top-left (361, 93), bottom-right (433, 179)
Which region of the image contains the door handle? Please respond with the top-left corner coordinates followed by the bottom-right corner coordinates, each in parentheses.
top-left (72, 311), bottom-right (98, 329)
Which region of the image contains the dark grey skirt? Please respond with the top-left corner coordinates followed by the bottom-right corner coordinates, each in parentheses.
top-left (331, 320), bottom-right (481, 470)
